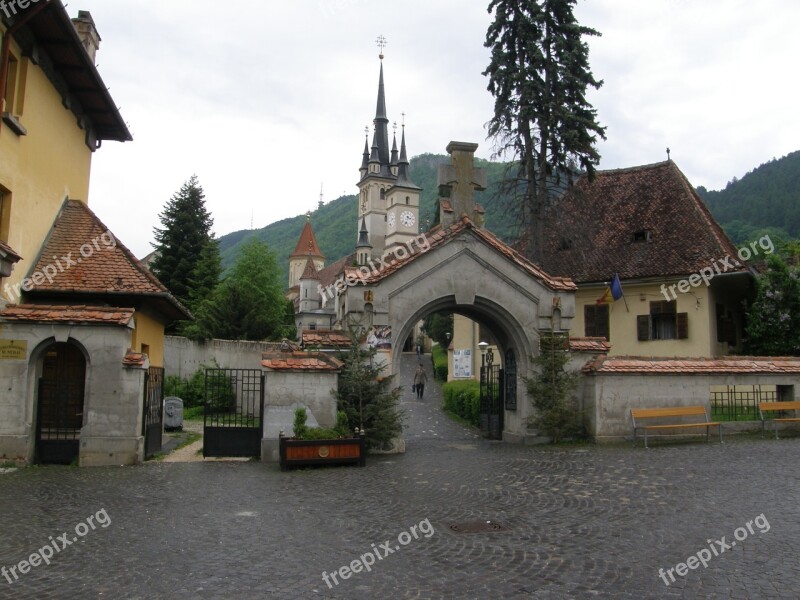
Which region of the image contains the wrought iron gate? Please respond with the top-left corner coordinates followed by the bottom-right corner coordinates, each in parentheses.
top-left (203, 369), bottom-right (264, 458)
top-left (36, 343), bottom-right (85, 464)
top-left (503, 349), bottom-right (517, 411)
top-left (479, 350), bottom-right (504, 439)
top-left (143, 367), bottom-right (164, 458)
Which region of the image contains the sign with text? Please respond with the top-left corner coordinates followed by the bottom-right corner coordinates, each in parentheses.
top-left (0, 339), bottom-right (27, 360)
top-left (453, 349), bottom-right (472, 378)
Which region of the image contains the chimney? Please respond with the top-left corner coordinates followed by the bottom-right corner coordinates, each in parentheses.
top-left (437, 141), bottom-right (487, 228)
top-left (71, 10), bottom-right (101, 64)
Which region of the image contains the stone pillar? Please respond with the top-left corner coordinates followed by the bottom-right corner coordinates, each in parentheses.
top-left (438, 141), bottom-right (487, 228)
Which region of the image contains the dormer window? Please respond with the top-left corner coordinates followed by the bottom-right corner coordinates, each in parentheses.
top-left (632, 229), bottom-right (652, 243)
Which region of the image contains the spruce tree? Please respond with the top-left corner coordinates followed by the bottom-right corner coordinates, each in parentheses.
top-left (196, 237), bottom-right (294, 341)
top-left (484, 0), bottom-right (606, 262)
top-left (334, 334), bottom-right (404, 450)
top-left (151, 175), bottom-right (214, 309)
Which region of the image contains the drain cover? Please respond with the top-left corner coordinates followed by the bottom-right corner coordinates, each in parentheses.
top-left (448, 520), bottom-right (510, 534)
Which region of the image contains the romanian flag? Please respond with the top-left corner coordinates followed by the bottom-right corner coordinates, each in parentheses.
top-left (596, 273), bottom-right (624, 304)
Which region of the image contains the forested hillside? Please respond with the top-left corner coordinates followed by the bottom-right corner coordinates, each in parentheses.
top-left (697, 150), bottom-right (800, 243)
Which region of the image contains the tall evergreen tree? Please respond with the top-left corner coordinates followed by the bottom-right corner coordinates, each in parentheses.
top-left (484, 0), bottom-right (606, 262)
top-left (179, 237), bottom-right (222, 340)
top-left (195, 237), bottom-right (294, 341)
top-left (151, 175), bottom-right (213, 308)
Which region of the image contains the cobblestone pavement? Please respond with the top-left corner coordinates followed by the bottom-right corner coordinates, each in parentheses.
top-left (1, 353), bottom-right (799, 599)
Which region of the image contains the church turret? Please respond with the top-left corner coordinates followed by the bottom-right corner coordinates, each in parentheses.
top-left (288, 213), bottom-right (325, 290)
top-left (390, 131), bottom-right (399, 176)
top-left (356, 217), bottom-right (372, 266)
top-left (359, 133), bottom-right (370, 179)
top-left (298, 258), bottom-right (321, 313)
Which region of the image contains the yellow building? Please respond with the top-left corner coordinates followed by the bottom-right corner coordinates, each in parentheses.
top-left (1, 5), bottom-right (130, 297)
top-left (539, 160), bottom-right (754, 358)
top-left (0, 3), bottom-right (189, 466)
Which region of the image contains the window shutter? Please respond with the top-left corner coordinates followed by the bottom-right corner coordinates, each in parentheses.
top-left (637, 315), bottom-right (650, 341)
top-left (677, 313), bottom-right (689, 339)
top-left (598, 305), bottom-right (610, 341)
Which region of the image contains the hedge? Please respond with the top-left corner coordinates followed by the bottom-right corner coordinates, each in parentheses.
top-left (431, 345), bottom-right (448, 381)
top-left (442, 379), bottom-right (480, 427)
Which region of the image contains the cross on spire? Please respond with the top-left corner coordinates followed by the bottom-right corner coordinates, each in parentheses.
top-left (376, 35), bottom-right (387, 59)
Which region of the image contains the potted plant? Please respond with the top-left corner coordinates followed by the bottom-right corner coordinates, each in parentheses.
top-left (279, 408), bottom-right (366, 470)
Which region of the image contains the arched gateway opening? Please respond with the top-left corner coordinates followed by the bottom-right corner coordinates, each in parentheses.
top-left (392, 296), bottom-right (533, 441)
top-left (35, 342), bottom-right (87, 464)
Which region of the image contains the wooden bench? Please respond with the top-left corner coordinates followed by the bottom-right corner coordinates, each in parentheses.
top-left (759, 401), bottom-right (800, 439)
top-left (631, 406), bottom-right (722, 448)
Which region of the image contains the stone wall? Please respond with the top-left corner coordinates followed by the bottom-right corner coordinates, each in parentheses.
top-left (585, 371), bottom-right (800, 441)
top-left (163, 336), bottom-right (280, 378)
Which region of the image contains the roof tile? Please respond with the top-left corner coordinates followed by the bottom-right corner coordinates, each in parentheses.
top-left (539, 161), bottom-right (746, 283)
top-left (583, 355), bottom-right (800, 374)
top-left (0, 304), bottom-right (135, 325)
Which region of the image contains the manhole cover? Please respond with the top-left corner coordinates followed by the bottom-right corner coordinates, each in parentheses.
top-left (448, 520), bottom-right (510, 534)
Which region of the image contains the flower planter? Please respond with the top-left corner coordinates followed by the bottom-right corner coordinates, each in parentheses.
top-left (279, 430), bottom-right (366, 470)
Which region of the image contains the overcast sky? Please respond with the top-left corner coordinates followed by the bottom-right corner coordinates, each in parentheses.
top-left (71, 0), bottom-right (800, 258)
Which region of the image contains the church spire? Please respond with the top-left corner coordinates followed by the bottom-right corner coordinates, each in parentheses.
top-left (390, 125), bottom-right (399, 168)
top-left (360, 128), bottom-right (370, 176)
top-left (373, 37), bottom-right (390, 167)
top-left (395, 123), bottom-right (420, 190)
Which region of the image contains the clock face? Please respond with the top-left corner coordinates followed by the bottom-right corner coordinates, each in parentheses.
top-left (400, 210), bottom-right (415, 228)
top-left (387, 212), bottom-right (396, 228)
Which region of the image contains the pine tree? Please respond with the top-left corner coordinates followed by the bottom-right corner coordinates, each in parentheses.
top-left (151, 175), bottom-right (214, 310)
top-left (484, 0), bottom-right (606, 262)
top-left (744, 254), bottom-right (800, 356)
top-left (334, 334), bottom-right (404, 450)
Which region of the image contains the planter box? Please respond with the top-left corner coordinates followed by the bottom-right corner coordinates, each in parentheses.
top-left (279, 431), bottom-right (366, 470)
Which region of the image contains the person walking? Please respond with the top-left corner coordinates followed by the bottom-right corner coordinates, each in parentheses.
top-left (413, 363), bottom-right (428, 399)
top-left (416, 343), bottom-right (422, 358)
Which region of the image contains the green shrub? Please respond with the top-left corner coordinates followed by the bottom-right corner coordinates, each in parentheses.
top-left (432, 345), bottom-right (448, 381)
top-left (163, 359), bottom-right (225, 408)
top-left (442, 380), bottom-right (480, 426)
top-left (291, 408), bottom-right (354, 440)
top-left (292, 408), bottom-right (308, 439)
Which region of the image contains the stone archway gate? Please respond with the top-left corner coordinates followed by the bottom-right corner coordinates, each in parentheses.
top-left (344, 217), bottom-right (577, 443)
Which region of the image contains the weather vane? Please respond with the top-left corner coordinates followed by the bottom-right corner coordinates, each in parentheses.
top-left (393, 121), bottom-right (397, 134)
top-left (376, 35), bottom-right (387, 59)
top-left (401, 112), bottom-right (406, 128)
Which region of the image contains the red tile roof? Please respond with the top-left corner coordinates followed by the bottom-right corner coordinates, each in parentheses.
top-left (539, 161), bottom-right (747, 284)
top-left (290, 219), bottom-right (325, 260)
top-left (0, 240), bottom-right (22, 262)
top-left (24, 200), bottom-right (189, 319)
top-left (583, 355), bottom-right (800, 374)
top-left (122, 350), bottom-right (147, 367)
top-left (569, 337), bottom-right (611, 353)
top-left (316, 253), bottom-right (355, 292)
top-left (300, 258), bottom-right (319, 280)
top-left (302, 329), bottom-right (351, 349)
top-left (360, 217), bottom-right (576, 291)
top-left (261, 351), bottom-right (343, 371)
top-left (0, 304), bottom-right (134, 325)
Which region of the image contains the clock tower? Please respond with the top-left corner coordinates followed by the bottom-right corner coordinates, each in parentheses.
top-left (356, 39), bottom-right (421, 264)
